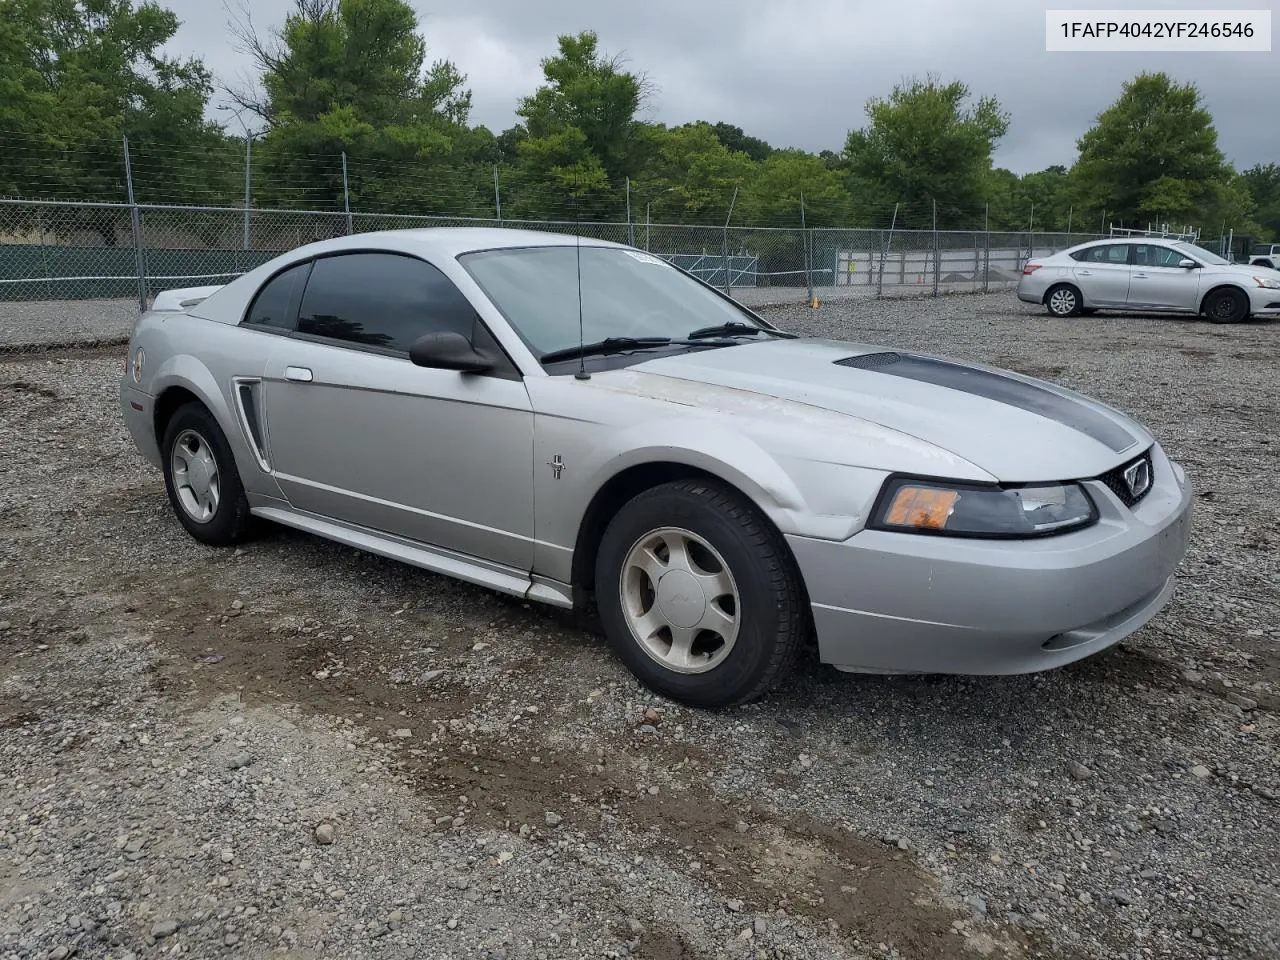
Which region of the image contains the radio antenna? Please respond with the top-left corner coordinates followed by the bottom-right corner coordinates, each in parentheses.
top-left (574, 203), bottom-right (589, 381)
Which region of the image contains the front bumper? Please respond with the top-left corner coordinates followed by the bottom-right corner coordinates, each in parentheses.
top-left (119, 378), bottom-right (162, 469)
top-left (1246, 287), bottom-right (1280, 316)
top-left (788, 445), bottom-right (1193, 675)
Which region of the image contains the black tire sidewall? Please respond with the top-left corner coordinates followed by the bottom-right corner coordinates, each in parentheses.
top-left (161, 403), bottom-right (250, 546)
top-left (594, 481), bottom-right (799, 709)
top-left (1206, 288), bottom-right (1248, 324)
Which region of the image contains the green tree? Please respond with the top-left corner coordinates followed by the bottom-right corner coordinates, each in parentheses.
top-left (0, 0), bottom-right (228, 234)
top-left (509, 31), bottom-right (652, 217)
top-left (230, 0), bottom-right (481, 214)
top-left (744, 149), bottom-right (851, 227)
top-left (1071, 72), bottom-right (1230, 229)
top-left (1241, 163), bottom-right (1280, 239)
top-left (1018, 165), bottom-right (1072, 231)
top-left (709, 123), bottom-right (773, 162)
top-left (636, 122), bottom-right (754, 224)
top-left (842, 75), bottom-right (1009, 228)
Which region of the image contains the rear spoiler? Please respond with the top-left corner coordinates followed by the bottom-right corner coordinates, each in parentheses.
top-left (150, 285), bottom-right (225, 312)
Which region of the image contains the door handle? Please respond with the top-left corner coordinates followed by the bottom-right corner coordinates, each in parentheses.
top-left (1133, 273), bottom-right (1148, 279)
top-left (284, 366), bottom-right (313, 383)
top-left (1077, 270), bottom-right (1092, 275)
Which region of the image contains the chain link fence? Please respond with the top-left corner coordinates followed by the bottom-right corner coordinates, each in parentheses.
top-left (0, 197), bottom-right (1108, 351)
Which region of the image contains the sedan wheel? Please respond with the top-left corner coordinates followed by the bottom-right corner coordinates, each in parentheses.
top-left (161, 402), bottom-right (254, 546)
top-left (619, 526), bottom-right (740, 674)
top-left (1204, 288), bottom-right (1249, 324)
top-left (170, 429), bottom-right (221, 523)
top-left (595, 479), bottom-right (807, 709)
top-left (1046, 285), bottom-right (1082, 318)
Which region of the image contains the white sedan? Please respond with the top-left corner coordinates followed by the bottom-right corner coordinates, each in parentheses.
top-left (1018, 237), bottom-right (1280, 323)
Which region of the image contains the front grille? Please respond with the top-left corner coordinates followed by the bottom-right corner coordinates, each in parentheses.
top-left (835, 351), bottom-right (902, 369)
top-left (1096, 450), bottom-right (1154, 508)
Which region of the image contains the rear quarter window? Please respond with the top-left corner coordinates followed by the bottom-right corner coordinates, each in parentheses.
top-left (243, 263), bottom-right (308, 330)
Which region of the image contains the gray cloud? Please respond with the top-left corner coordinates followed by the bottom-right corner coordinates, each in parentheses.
top-left (163, 0), bottom-right (1279, 174)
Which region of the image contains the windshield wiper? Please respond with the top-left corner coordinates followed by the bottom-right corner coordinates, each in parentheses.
top-left (540, 335), bottom-right (740, 365)
top-left (687, 320), bottom-right (795, 340)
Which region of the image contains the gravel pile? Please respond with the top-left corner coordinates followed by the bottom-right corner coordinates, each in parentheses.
top-left (1, 293), bottom-right (1277, 960)
top-left (0, 299), bottom-right (139, 350)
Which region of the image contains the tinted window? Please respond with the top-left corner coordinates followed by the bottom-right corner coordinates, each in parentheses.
top-left (1133, 244), bottom-right (1186, 268)
top-left (244, 263), bottom-right (307, 329)
top-left (1076, 244), bottom-right (1130, 264)
top-left (297, 253), bottom-right (478, 352)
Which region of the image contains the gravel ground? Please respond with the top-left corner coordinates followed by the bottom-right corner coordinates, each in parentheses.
top-left (1, 293), bottom-right (1278, 960)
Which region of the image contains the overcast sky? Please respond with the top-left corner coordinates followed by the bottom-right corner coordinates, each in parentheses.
top-left (163, 0), bottom-right (1277, 174)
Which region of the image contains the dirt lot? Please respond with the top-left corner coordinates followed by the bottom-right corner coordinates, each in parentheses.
top-left (1, 293), bottom-right (1278, 960)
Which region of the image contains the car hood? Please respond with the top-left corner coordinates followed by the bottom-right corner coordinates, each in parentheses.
top-left (600, 337), bottom-right (1151, 481)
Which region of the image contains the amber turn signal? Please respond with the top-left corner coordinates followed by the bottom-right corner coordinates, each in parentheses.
top-left (884, 486), bottom-right (959, 529)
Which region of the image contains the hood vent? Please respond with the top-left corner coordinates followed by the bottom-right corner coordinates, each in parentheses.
top-left (835, 351), bottom-right (902, 369)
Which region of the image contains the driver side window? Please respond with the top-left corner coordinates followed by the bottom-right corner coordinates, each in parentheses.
top-left (1134, 245), bottom-right (1185, 268)
top-left (296, 252), bottom-right (479, 353)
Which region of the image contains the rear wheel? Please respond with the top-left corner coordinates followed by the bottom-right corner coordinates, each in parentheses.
top-left (594, 479), bottom-right (807, 709)
top-left (1045, 284), bottom-right (1082, 318)
top-left (160, 402), bottom-right (254, 546)
top-left (1203, 287), bottom-right (1249, 324)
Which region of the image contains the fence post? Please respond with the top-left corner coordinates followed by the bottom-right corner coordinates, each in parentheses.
top-left (800, 192), bottom-right (814, 304)
top-left (983, 203), bottom-right (990, 294)
top-left (626, 177), bottom-right (635, 247)
top-left (877, 202), bottom-right (898, 298)
top-left (722, 185), bottom-right (738, 296)
top-left (341, 151), bottom-right (353, 235)
top-left (122, 136), bottom-right (148, 312)
top-left (931, 198), bottom-right (939, 298)
top-left (493, 165), bottom-right (502, 224)
top-left (243, 133), bottom-right (252, 250)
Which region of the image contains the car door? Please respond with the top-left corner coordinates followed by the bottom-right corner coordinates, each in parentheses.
top-left (1127, 243), bottom-right (1203, 310)
top-left (1071, 243), bottom-right (1133, 305)
top-left (259, 250), bottom-right (535, 573)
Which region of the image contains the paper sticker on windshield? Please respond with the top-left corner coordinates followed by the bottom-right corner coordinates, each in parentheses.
top-left (624, 251), bottom-right (665, 265)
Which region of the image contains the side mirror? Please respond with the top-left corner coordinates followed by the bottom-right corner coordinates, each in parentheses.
top-left (1178, 258), bottom-right (1198, 269)
top-left (408, 331), bottom-right (493, 373)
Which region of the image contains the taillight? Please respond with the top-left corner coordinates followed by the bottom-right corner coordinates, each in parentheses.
top-left (1022, 263), bottom-right (1042, 275)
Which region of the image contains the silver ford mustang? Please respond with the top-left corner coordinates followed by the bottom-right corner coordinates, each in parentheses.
top-left (119, 228), bottom-right (1194, 708)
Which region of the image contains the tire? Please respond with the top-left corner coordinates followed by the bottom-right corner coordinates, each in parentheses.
top-left (1045, 284), bottom-right (1083, 318)
top-left (594, 478), bottom-right (807, 709)
top-left (1202, 287), bottom-right (1249, 324)
top-left (1254, 259), bottom-right (1274, 271)
top-left (160, 401), bottom-right (254, 546)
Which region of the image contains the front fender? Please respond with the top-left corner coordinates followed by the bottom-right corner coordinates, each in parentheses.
top-left (530, 405), bottom-right (888, 585)
top-left (145, 348), bottom-right (277, 499)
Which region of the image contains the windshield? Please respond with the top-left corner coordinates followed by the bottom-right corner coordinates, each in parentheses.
top-left (458, 245), bottom-right (764, 356)
top-left (1174, 241), bottom-right (1229, 265)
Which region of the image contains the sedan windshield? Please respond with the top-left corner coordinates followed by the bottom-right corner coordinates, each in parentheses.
top-left (1174, 241), bottom-right (1229, 265)
top-left (458, 245), bottom-right (766, 356)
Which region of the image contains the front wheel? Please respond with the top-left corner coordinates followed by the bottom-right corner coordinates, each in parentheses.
top-left (1203, 288), bottom-right (1249, 324)
top-left (160, 402), bottom-right (254, 546)
top-left (594, 479), bottom-right (808, 709)
top-left (1045, 284), bottom-right (1083, 318)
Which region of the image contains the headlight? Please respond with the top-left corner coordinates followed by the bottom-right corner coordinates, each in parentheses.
top-left (871, 477), bottom-right (1097, 538)
top-left (131, 347), bottom-right (145, 383)
top-left (1253, 277), bottom-right (1280, 289)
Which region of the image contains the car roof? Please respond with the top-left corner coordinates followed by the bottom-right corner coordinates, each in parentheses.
top-left (290, 226), bottom-right (631, 260)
